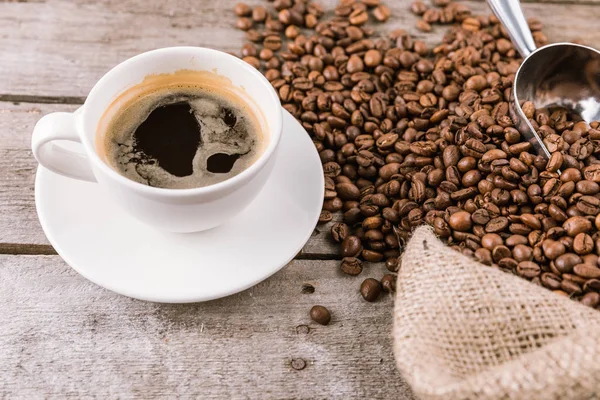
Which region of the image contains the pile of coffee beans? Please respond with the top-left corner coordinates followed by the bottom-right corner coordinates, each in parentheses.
top-left (234, 0), bottom-right (600, 310)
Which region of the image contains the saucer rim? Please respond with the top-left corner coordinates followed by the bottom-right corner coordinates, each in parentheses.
top-left (34, 109), bottom-right (324, 303)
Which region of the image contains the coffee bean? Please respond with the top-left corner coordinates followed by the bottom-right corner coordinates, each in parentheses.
top-left (386, 257), bottom-right (400, 272)
top-left (380, 273), bottom-right (396, 292)
top-left (573, 233), bottom-right (594, 255)
top-left (373, 5), bottom-right (391, 21)
top-left (517, 261), bottom-right (541, 279)
top-left (234, 3), bottom-right (252, 17)
top-left (584, 165), bottom-right (600, 182)
top-left (542, 240), bottom-right (566, 260)
top-left (264, 35), bottom-right (283, 51)
top-left (513, 244), bottom-right (533, 262)
top-left (448, 211), bottom-right (472, 232)
top-left (341, 257), bottom-right (363, 276)
top-left (574, 264), bottom-right (600, 279)
top-left (341, 235), bottom-right (362, 257)
top-left (506, 235), bottom-right (528, 247)
top-left (541, 272), bottom-right (562, 290)
top-left (336, 182), bottom-right (361, 200)
top-left (362, 249), bottom-right (384, 262)
top-left (410, 0), bottom-right (427, 15)
top-left (576, 195), bottom-right (600, 215)
top-left (236, 17), bottom-right (253, 31)
top-left (416, 19), bottom-right (432, 32)
top-left (554, 253), bottom-right (582, 274)
top-left (474, 248), bottom-right (493, 265)
top-left (310, 305), bottom-right (331, 325)
top-left (583, 278), bottom-right (600, 292)
top-left (563, 216), bottom-right (592, 237)
top-left (363, 49), bottom-right (382, 68)
top-left (561, 279), bottom-right (582, 295)
top-left (480, 233), bottom-right (502, 250)
top-left (485, 217), bottom-right (509, 233)
top-left (360, 278), bottom-right (382, 302)
top-left (331, 222), bottom-right (350, 243)
top-left (581, 292), bottom-right (600, 307)
top-left (252, 6), bottom-right (267, 22)
top-left (319, 210), bottom-right (333, 224)
top-left (349, 9), bottom-right (369, 25)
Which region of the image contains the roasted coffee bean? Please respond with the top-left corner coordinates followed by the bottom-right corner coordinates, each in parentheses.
top-left (448, 211), bottom-right (472, 232)
top-left (581, 292), bottom-right (600, 307)
top-left (362, 249), bottom-right (384, 262)
top-left (319, 210), bottom-right (333, 224)
top-left (563, 216), bottom-right (592, 237)
top-left (577, 195), bottom-right (600, 215)
top-left (554, 253), bottom-right (582, 274)
top-left (386, 257), bottom-right (400, 272)
top-left (310, 305), bottom-right (331, 325)
top-left (340, 257), bottom-right (363, 276)
top-left (541, 272), bottom-right (562, 290)
top-left (513, 244), bottom-right (533, 262)
top-left (486, 217), bottom-right (509, 233)
top-left (517, 261), bottom-right (541, 279)
top-left (341, 236), bottom-right (362, 257)
top-left (410, 0), bottom-right (427, 15)
top-left (574, 264), bottom-right (600, 279)
top-left (381, 274), bottom-right (396, 292)
top-left (542, 240), bottom-right (566, 260)
top-left (373, 5), bottom-right (391, 21)
top-left (573, 233), bottom-right (594, 255)
top-left (360, 278), bottom-right (382, 301)
top-left (349, 9), bottom-right (369, 25)
top-left (234, 3), bottom-right (252, 16)
top-left (561, 279), bottom-right (582, 295)
top-left (331, 223), bottom-right (351, 243)
top-left (481, 233), bottom-right (502, 250)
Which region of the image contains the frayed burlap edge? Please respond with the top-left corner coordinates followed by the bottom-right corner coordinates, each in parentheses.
top-left (393, 226), bottom-right (600, 400)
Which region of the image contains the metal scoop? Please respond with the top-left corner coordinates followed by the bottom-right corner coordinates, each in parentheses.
top-left (488, 0), bottom-right (600, 159)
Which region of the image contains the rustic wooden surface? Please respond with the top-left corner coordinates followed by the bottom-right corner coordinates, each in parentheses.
top-left (1, 0), bottom-right (599, 398)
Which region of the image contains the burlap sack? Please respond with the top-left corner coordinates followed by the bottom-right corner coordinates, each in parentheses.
top-left (393, 226), bottom-right (600, 400)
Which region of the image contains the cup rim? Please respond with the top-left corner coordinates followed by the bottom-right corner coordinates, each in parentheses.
top-left (80, 46), bottom-right (283, 198)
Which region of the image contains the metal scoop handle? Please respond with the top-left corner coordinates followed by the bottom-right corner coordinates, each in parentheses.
top-left (487, 0), bottom-right (536, 58)
top-left (486, 0), bottom-right (554, 161)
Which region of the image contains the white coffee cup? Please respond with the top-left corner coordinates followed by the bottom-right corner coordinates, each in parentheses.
top-left (32, 47), bottom-right (283, 232)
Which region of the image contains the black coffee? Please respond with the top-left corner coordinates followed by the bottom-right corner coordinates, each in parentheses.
top-left (99, 72), bottom-right (265, 189)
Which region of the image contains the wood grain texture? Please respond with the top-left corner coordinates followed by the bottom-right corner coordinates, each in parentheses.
top-left (0, 255), bottom-right (412, 399)
top-left (1, 0), bottom-right (600, 98)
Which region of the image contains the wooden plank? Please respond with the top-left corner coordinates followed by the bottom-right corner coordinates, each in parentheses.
top-left (0, 255), bottom-right (412, 399)
top-left (0, 101), bottom-right (339, 255)
top-left (0, 102), bottom-right (73, 247)
top-left (1, 0), bottom-right (600, 98)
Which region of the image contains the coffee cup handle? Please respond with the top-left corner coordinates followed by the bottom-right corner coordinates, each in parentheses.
top-left (32, 110), bottom-right (97, 182)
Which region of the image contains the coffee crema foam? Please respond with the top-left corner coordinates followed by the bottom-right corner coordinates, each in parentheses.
top-left (96, 70), bottom-right (267, 189)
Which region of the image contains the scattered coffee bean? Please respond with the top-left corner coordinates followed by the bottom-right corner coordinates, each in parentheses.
top-left (234, 2), bottom-right (251, 17)
top-left (341, 257), bottom-right (363, 275)
top-left (360, 278), bottom-right (382, 302)
top-left (310, 305), bottom-right (331, 325)
top-left (381, 274), bottom-right (396, 292)
top-left (373, 5), bottom-right (391, 21)
top-left (236, 17), bottom-right (253, 30)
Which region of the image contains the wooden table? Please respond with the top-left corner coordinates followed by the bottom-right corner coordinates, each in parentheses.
top-left (1, 0), bottom-right (598, 398)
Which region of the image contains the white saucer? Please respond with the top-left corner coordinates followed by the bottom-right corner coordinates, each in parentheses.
top-left (35, 109), bottom-right (324, 303)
